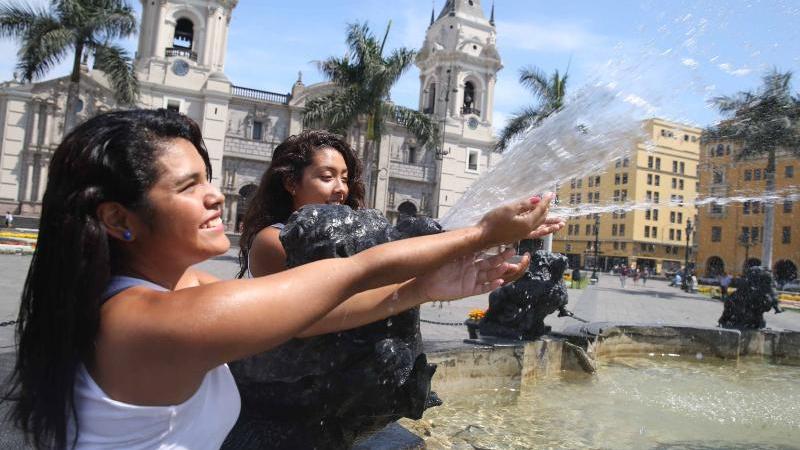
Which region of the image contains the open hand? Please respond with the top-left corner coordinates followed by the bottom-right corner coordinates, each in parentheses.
top-left (477, 193), bottom-right (555, 247)
top-left (416, 248), bottom-right (524, 302)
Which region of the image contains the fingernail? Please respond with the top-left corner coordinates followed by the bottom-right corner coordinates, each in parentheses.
top-left (530, 196), bottom-right (541, 204)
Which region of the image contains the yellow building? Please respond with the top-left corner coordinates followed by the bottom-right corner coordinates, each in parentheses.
top-left (552, 118), bottom-right (701, 274)
top-left (695, 141), bottom-right (799, 282)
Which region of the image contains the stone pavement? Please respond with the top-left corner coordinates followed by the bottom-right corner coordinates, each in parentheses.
top-left (2, 249), bottom-right (800, 351)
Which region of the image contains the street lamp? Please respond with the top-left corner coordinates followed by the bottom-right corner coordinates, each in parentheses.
top-left (739, 229), bottom-right (753, 271)
top-left (590, 215), bottom-right (600, 282)
top-left (682, 218), bottom-right (693, 291)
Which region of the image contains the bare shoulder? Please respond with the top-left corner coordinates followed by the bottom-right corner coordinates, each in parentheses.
top-left (177, 267), bottom-right (220, 289)
top-left (249, 226), bottom-right (287, 277)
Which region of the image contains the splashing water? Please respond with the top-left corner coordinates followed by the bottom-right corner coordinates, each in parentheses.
top-left (440, 82), bottom-right (651, 229)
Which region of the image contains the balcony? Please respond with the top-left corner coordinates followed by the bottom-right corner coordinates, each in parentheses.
top-left (165, 47), bottom-right (197, 61)
top-left (231, 85), bottom-right (291, 104)
top-left (461, 105), bottom-right (481, 116)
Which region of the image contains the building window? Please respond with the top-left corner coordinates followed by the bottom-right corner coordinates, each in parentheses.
top-left (783, 227), bottom-right (791, 244)
top-left (676, 230), bottom-right (682, 241)
top-left (643, 225), bottom-right (648, 237)
top-left (785, 200), bottom-right (793, 213)
top-left (654, 192), bottom-right (660, 204)
top-left (679, 179), bottom-right (684, 190)
top-left (588, 176), bottom-right (594, 187)
top-left (612, 224), bottom-right (618, 236)
top-left (576, 193), bottom-right (582, 203)
top-left (467, 149), bottom-right (479, 172)
top-left (655, 158), bottom-right (661, 170)
top-left (622, 173), bottom-right (628, 184)
top-left (752, 201), bottom-right (761, 214)
top-left (645, 209), bottom-right (651, 220)
top-left (684, 134), bottom-right (689, 141)
top-left (654, 175), bottom-right (660, 186)
top-left (672, 161), bottom-right (678, 173)
top-left (646, 191), bottom-right (652, 202)
top-left (653, 209), bottom-right (659, 220)
top-left (786, 166), bottom-right (795, 178)
top-left (615, 159), bottom-right (621, 168)
top-left (576, 179), bottom-right (583, 188)
top-left (407, 146), bottom-right (417, 164)
top-left (570, 178), bottom-right (576, 189)
top-left (585, 224), bottom-right (592, 235)
top-left (677, 212), bottom-right (683, 224)
top-left (670, 211), bottom-right (676, 223)
top-left (621, 242), bottom-right (627, 250)
top-left (645, 226), bottom-right (651, 238)
top-left (173, 18), bottom-right (195, 50)
top-left (165, 98), bottom-right (182, 112)
top-left (615, 190), bottom-right (621, 202)
top-left (751, 227), bottom-right (760, 243)
top-left (252, 121), bottom-right (263, 141)
top-left (614, 242), bottom-right (619, 250)
top-left (623, 157), bottom-right (630, 167)
top-left (616, 174), bottom-right (621, 185)
top-left (743, 201), bottom-right (751, 215)
top-left (648, 156), bottom-right (654, 168)
top-left (711, 227), bottom-right (722, 242)
top-left (671, 177), bottom-right (677, 189)
top-left (754, 168), bottom-right (762, 180)
top-left (711, 202), bottom-right (723, 214)
top-left (669, 229), bottom-right (675, 240)
top-left (680, 162), bottom-right (685, 174)
top-left (594, 176), bottom-right (601, 185)
top-left (621, 190), bottom-right (628, 201)
top-left (744, 169), bottom-right (752, 181)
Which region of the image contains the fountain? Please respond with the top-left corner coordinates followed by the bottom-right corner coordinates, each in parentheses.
top-left (718, 266), bottom-right (783, 330)
top-left (223, 204), bottom-right (443, 450)
top-left (478, 250), bottom-right (573, 340)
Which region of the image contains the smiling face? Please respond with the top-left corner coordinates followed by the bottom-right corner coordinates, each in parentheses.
top-left (133, 138), bottom-right (229, 266)
top-left (289, 147), bottom-right (350, 210)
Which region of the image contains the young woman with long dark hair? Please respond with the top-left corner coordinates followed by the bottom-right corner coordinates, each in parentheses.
top-left (3, 109), bottom-right (562, 449)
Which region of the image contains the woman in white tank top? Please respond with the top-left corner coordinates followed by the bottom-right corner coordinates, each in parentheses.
top-left (3, 110), bottom-right (562, 449)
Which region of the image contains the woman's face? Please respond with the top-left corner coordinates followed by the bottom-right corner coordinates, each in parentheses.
top-left (290, 147), bottom-right (350, 210)
top-left (135, 138), bottom-right (229, 266)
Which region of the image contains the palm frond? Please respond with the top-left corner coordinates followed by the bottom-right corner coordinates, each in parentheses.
top-left (92, 42), bottom-right (138, 105)
top-left (383, 47), bottom-right (416, 88)
top-left (92, 2), bottom-right (136, 41)
top-left (14, 17), bottom-right (72, 81)
top-left (386, 104), bottom-right (438, 148)
top-left (518, 66), bottom-right (551, 104)
top-left (303, 87), bottom-right (363, 135)
top-left (494, 106), bottom-right (541, 152)
top-left (0, 3), bottom-right (53, 39)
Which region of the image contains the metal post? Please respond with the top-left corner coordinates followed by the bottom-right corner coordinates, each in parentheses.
top-left (590, 215), bottom-right (600, 282)
top-left (682, 219), bottom-right (693, 291)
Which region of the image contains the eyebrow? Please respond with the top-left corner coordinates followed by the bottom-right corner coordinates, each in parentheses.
top-left (173, 171), bottom-right (204, 186)
top-left (317, 166), bottom-right (348, 173)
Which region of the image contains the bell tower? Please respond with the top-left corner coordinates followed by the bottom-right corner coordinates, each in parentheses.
top-left (133, 0), bottom-right (239, 187)
top-left (416, 0), bottom-right (502, 218)
top-left (136, 0), bottom-right (237, 75)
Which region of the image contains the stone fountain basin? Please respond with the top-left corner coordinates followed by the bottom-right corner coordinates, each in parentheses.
top-left (358, 324), bottom-right (800, 449)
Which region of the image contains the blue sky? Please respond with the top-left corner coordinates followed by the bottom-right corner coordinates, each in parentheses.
top-left (2, 0), bottom-right (799, 131)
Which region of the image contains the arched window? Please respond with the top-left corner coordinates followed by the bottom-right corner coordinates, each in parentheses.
top-left (705, 256), bottom-right (725, 277)
top-left (462, 81), bottom-right (477, 115)
top-left (397, 201), bottom-right (418, 217)
top-left (425, 83), bottom-right (436, 114)
top-left (174, 18), bottom-right (194, 50)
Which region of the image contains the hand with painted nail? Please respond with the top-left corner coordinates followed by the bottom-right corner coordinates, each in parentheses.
top-left (476, 192), bottom-right (555, 246)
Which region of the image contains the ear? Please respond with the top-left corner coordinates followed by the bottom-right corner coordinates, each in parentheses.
top-left (96, 202), bottom-right (137, 242)
top-left (283, 177), bottom-right (297, 196)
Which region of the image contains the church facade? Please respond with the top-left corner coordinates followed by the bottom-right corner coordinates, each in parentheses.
top-left (0, 0), bottom-right (502, 230)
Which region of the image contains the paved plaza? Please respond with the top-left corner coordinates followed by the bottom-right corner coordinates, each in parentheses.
top-left (1, 248), bottom-right (799, 351)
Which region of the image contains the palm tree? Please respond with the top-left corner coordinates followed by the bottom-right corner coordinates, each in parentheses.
top-left (495, 65), bottom-right (568, 152)
top-left (703, 70), bottom-right (800, 270)
top-left (0, 0), bottom-right (138, 131)
top-left (303, 22), bottom-right (438, 207)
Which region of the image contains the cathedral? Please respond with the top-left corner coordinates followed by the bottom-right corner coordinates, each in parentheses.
top-left (0, 0), bottom-right (502, 231)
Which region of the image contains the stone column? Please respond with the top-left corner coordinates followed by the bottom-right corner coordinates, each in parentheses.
top-left (23, 159), bottom-right (34, 202)
top-left (152, 0), bottom-right (168, 58)
top-left (486, 74), bottom-right (496, 124)
top-left (203, 6), bottom-right (215, 66)
top-left (38, 158), bottom-right (48, 202)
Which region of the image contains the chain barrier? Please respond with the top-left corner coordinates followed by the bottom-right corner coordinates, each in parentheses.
top-left (419, 318), bottom-right (465, 327)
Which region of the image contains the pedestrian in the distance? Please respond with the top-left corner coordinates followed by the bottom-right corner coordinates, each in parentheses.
top-left (718, 272), bottom-right (732, 300)
top-left (641, 268), bottom-right (649, 286)
top-left (632, 268), bottom-right (640, 287)
top-left (4, 211), bottom-right (12, 228)
top-left (619, 265), bottom-right (627, 288)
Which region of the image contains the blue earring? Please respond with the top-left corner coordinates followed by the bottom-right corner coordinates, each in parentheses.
top-left (122, 229), bottom-right (133, 241)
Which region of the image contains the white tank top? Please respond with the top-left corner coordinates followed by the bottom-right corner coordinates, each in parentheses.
top-left (68, 363), bottom-right (240, 449)
top-left (67, 276), bottom-right (241, 449)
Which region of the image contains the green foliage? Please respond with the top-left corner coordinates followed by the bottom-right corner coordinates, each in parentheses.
top-left (495, 65), bottom-right (569, 152)
top-left (0, 0), bottom-right (138, 105)
top-left (702, 70), bottom-right (800, 160)
top-left (304, 21), bottom-right (438, 148)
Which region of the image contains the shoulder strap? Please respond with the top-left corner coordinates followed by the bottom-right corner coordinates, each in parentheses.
top-left (102, 276), bottom-right (168, 303)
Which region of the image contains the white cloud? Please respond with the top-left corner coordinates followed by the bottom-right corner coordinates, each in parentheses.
top-left (718, 62), bottom-right (752, 77)
top-left (681, 58), bottom-right (699, 69)
top-left (496, 19), bottom-right (606, 53)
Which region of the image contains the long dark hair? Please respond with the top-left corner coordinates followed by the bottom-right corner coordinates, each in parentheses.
top-left (2, 109), bottom-right (211, 449)
top-left (237, 130), bottom-right (365, 278)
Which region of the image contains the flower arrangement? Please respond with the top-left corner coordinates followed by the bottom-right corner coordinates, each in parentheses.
top-left (467, 309), bottom-right (486, 321)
